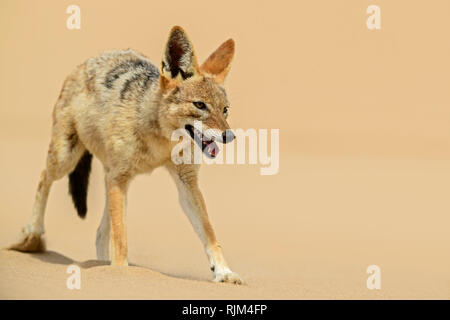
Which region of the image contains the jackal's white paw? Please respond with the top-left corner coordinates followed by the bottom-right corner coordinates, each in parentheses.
top-left (213, 269), bottom-right (244, 285)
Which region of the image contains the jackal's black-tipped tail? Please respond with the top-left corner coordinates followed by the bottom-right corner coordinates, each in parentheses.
top-left (69, 151), bottom-right (93, 219)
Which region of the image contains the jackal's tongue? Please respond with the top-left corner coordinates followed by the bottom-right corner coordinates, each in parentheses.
top-left (205, 141), bottom-right (218, 158)
top-left (187, 125), bottom-right (219, 158)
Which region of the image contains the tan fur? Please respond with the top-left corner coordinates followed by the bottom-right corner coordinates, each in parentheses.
top-left (10, 233), bottom-right (46, 253)
top-left (11, 26), bottom-right (242, 284)
top-left (108, 182), bottom-right (128, 266)
top-left (201, 39), bottom-right (235, 84)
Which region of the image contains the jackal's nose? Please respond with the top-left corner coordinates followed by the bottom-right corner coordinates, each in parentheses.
top-left (222, 130), bottom-right (235, 143)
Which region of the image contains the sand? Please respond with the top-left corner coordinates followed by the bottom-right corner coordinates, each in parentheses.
top-left (1, 0), bottom-right (449, 299)
top-left (1, 149), bottom-right (449, 299)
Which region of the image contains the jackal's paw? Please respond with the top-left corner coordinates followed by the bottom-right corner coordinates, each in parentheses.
top-left (213, 269), bottom-right (244, 285)
top-left (9, 227), bottom-right (46, 253)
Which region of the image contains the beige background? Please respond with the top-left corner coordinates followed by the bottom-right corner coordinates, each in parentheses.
top-left (0, 0), bottom-right (449, 299)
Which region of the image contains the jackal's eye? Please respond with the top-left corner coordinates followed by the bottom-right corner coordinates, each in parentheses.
top-left (193, 101), bottom-right (207, 110)
top-left (223, 106), bottom-right (229, 115)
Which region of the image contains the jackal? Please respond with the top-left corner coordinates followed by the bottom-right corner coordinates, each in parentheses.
top-left (10, 26), bottom-right (242, 284)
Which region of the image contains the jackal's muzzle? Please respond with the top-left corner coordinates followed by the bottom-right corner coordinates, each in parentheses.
top-left (185, 125), bottom-right (235, 158)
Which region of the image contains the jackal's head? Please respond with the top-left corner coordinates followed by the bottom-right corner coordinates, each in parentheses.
top-left (158, 26), bottom-right (235, 158)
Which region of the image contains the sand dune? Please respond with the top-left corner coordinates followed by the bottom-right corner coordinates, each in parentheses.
top-left (1, 150), bottom-right (449, 299)
top-left (1, 0), bottom-right (449, 300)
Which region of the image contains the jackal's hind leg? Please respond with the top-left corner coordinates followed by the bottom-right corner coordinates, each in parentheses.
top-left (9, 169), bottom-right (50, 252)
top-left (10, 124), bottom-right (86, 252)
top-left (96, 177), bottom-right (111, 261)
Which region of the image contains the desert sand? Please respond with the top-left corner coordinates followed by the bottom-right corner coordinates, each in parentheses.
top-left (1, 0), bottom-right (449, 299)
top-left (1, 151), bottom-right (449, 299)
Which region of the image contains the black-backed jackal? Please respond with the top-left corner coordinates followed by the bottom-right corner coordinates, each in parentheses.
top-left (10, 26), bottom-right (242, 284)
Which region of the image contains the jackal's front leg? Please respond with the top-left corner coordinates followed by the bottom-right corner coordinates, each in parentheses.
top-left (107, 177), bottom-right (129, 266)
top-left (167, 164), bottom-right (243, 284)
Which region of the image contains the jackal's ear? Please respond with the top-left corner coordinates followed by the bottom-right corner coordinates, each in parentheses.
top-left (161, 26), bottom-right (199, 83)
top-left (200, 39), bottom-right (235, 84)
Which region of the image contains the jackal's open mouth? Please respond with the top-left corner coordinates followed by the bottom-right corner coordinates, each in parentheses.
top-left (185, 124), bottom-right (219, 158)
